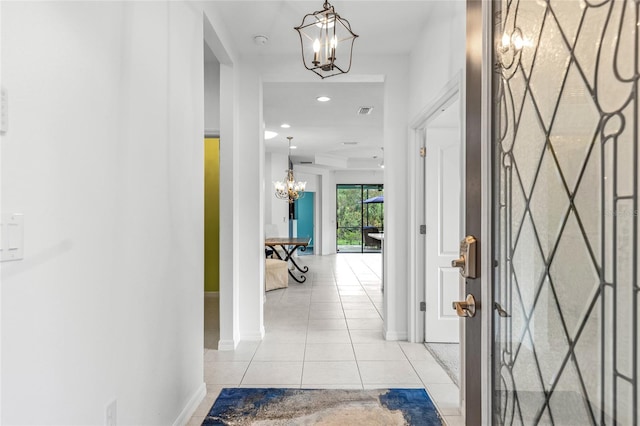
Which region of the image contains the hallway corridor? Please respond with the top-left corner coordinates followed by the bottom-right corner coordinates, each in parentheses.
top-left (189, 254), bottom-right (463, 425)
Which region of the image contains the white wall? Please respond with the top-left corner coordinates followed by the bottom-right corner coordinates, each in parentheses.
top-left (201, 3), bottom-right (242, 351)
top-left (409, 1), bottom-right (466, 118)
top-left (405, 0), bottom-right (465, 342)
top-left (1, 2), bottom-right (205, 424)
top-left (378, 56), bottom-right (411, 341)
top-left (235, 58), bottom-right (265, 341)
top-left (204, 53), bottom-right (221, 135)
top-left (0, 1), bottom-right (4, 420)
top-left (264, 152), bottom-right (289, 237)
top-left (206, 10), bottom-right (269, 344)
top-left (296, 170), bottom-right (321, 193)
top-left (335, 170), bottom-right (384, 184)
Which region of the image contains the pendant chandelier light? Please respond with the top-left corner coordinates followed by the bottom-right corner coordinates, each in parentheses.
top-left (294, 1), bottom-right (358, 79)
top-left (274, 137), bottom-right (306, 203)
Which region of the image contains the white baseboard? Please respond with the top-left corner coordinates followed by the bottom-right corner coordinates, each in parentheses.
top-left (242, 329), bottom-right (265, 341)
top-left (217, 339), bottom-right (237, 351)
top-left (218, 327), bottom-right (265, 350)
top-left (172, 382), bottom-right (206, 426)
top-left (384, 330), bottom-right (408, 341)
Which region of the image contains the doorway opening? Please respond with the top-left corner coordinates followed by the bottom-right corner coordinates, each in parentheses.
top-left (203, 26), bottom-right (222, 351)
top-left (423, 95), bottom-right (463, 387)
top-left (204, 136), bottom-right (220, 349)
top-left (410, 74), bottom-right (463, 401)
top-left (336, 184), bottom-right (384, 253)
top-left (294, 192), bottom-right (315, 255)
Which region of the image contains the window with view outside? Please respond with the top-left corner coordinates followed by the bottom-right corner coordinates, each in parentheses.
top-left (336, 184), bottom-right (383, 253)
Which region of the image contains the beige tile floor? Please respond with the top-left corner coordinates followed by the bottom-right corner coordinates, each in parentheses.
top-left (188, 253), bottom-right (463, 425)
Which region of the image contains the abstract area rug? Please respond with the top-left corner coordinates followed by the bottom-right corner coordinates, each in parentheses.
top-left (202, 388), bottom-right (443, 425)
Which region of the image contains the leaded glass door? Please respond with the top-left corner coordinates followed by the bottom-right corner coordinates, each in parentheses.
top-left (493, 0), bottom-right (639, 424)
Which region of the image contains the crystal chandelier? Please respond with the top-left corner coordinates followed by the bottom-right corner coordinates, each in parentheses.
top-left (294, 1), bottom-right (358, 79)
top-left (274, 137), bottom-right (306, 203)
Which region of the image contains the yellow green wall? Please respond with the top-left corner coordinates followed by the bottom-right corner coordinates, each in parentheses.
top-left (204, 138), bottom-right (220, 292)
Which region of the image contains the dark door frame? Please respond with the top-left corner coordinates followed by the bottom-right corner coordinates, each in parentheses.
top-left (465, 0), bottom-right (493, 424)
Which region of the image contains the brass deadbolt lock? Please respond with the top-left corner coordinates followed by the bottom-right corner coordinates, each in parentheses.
top-left (451, 235), bottom-right (477, 278)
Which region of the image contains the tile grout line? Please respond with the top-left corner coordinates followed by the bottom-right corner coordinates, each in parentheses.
top-left (236, 341), bottom-right (260, 387)
top-left (198, 254), bottom-right (459, 424)
top-left (342, 274), bottom-right (366, 390)
top-left (347, 254), bottom-right (383, 319)
top-left (344, 255), bottom-right (383, 390)
top-left (299, 268), bottom-right (316, 389)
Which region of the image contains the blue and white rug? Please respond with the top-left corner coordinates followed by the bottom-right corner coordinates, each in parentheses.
top-left (203, 388), bottom-right (443, 425)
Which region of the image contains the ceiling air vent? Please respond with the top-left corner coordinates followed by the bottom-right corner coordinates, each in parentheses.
top-left (300, 161), bottom-right (313, 164)
top-left (357, 106), bottom-right (374, 115)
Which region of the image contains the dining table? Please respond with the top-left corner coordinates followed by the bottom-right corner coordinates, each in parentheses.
top-left (264, 237), bottom-right (311, 283)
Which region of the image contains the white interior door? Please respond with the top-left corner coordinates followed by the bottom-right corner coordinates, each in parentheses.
top-left (424, 107), bottom-right (463, 343)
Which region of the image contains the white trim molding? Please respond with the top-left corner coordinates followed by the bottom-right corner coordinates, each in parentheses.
top-left (407, 71), bottom-right (463, 343)
top-left (239, 330), bottom-right (265, 341)
top-left (217, 339), bottom-right (237, 351)
top-left (384, 330), bottom-right (408, 341)
top-left (172, 382), bottom-right (206, 426)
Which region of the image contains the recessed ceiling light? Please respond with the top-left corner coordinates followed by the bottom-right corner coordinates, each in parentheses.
top-left (342, 141), bottom-right (358, 145)
top-left (316, 96), bottom-right (331, 102)
top-left (290, 145), bottom-right (297, 149)
top-left (264, 130), bottom-right (278, 140)
top-left (280, 123), bottom-right (291, 128)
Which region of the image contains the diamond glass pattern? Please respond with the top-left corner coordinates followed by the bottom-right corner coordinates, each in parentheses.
top-left (528, 149), bottom-right (569, 261)
top-left (493, 0), bottom-right (639, 424)
top-left (549, 212), bottom-right (600, 339)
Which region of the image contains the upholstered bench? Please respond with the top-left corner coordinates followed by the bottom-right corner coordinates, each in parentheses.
top-left (265, 258), bottom-right (288, 291)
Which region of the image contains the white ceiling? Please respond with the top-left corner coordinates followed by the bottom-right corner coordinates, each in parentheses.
top-left (263, 81), bottom-right (384, 165)
top-left (205, 1), bottom-right (443, 170)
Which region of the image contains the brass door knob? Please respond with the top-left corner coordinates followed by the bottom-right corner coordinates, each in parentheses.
top-left (452, 294), bottom-right (476, 318)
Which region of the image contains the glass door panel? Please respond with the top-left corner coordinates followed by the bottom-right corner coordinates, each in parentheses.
top-left (337, 185), bottom-right (364, 253)
top-left (363, 185), bottom-right (384, 252)
top-left (336, 184), bottom-right (383, 253)
top-left (492, 1), bottom-right (639, 424)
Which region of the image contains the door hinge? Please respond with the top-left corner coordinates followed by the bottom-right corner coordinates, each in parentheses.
top-left (419, 225), bottom-right (426, 235)
top-left (419, 147), bottom-right (426, 158)
top-left (420, 301), bottom-right (426, 311)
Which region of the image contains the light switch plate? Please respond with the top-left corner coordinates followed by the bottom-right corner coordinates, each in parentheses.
top-left (1, 213), bottom-right (24, 261)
